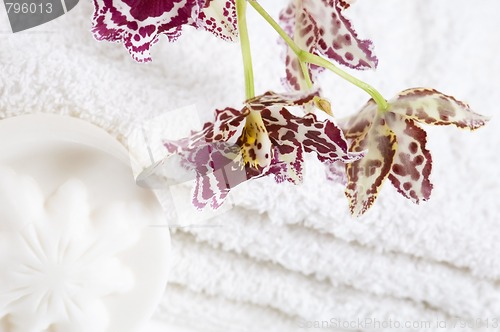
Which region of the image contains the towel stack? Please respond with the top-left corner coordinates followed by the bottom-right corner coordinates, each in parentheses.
top-left (1, 1), bottom-right (499, 331)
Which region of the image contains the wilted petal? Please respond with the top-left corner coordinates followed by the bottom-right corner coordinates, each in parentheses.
top-left (386, 113), bottom-right (433, 203)
top-left (303, 0), bottom-right (378, 69)
top-left (345, 114), bottom-right (397, 216)
top-left (390, 88), bottom-right (490, 130)
top-left (197, 0), bottom-right (238, 41)
top-left (339, 99), bottom-right (377, 139)
top-left (92, 0), bottom-right (198, 62)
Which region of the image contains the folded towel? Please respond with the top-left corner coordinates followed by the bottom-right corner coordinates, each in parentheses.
top-left (1, 0), bottom-right (499, 331)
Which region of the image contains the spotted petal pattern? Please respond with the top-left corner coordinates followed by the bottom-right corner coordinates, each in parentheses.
top-left (345, 110), bottom-right (397, 216)
top-left (196, 0), bottom-right (238, 41)
top-left (92, 0), bottom-right (237, 63)
top-left (386, 113), bottom-right (433, 203)
top-left (265, 108), bottom-right (361, 162)
top-left (165, 108), bottom-right (248, 154)
top-left (161, 92), bottom-right (363, 209)
top-left (263, 107), bottom-right (364, 183)
top-left (389, 88), bottom-right (490, 130)
top-left (338, 87), bottom-right (489, 216)
top-left (188, 143), bottom-right (247, 209)
top-left (246, 90), bottom-right (318, 110)
top-left (312, 0), bottom-right (377, 69)
top-left (340, 99), bottom-right (376, 139)
top-left (280, 0), bottom-right (378, 91)
top-left (164, 108), bottom-right (251, 209)
top-left (280, 2), bottom-right (321, 91)
top-left (239, 111), bottom-right (274, 168)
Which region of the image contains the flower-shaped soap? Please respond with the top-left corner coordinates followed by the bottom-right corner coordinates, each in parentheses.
top-left (0, 115), bottom-right (170, 332)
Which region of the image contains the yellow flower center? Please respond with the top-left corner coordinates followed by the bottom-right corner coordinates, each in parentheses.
top-left (240, 110), bottom-right (272, 168)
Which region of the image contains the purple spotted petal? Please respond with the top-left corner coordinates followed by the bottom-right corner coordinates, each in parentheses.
top-left (338, 89), bottom-right (488, 215)
top-left (308, 0), bottom-right (378, 69)
top-left (196, 0), bottom-right (238, 41)
top-left (205, 107), bottom-right (248, 142)
top-left (92, 0), bottom-right (199, 62)
top-left (246, 90), bottom-right (319, 110)
top-left (271, 133), bottom-right (305, 184)
top-left (339, 99), bottom-right (377, 139)
top-left (188, 143), bottom-right (244, 209)
top-left (162, 107), bottom-right (250, 209)
top-left (279, 0), bottom-right (377, 91)
top-left (279, 1), bottom-right (296, 37)
top-left (166, 135), bottom-right (264, 209)
top-left (164, 107), bottom-right (247, 155)
top-left (261, 147), bottom-right (301, 184)
top-left (390, 88), bottom-right (490, 130)
top-left (163, 90), bottom-right (372, 209)
top-left (163, 106), bottom-right (271, 209)
top-left (188, 140), bottom-right (304, 208)
top-left (262, 107), bottom-right (364, 165)
top-left (386, 113), bottom-right (433, 203)
top-left (92, 0), bottom-right (238, 62)
top-left (345, 112), bottom-right (397, 216)
top-left (188, 142), bottom-right (276, 209)
top-left (279, 2), bottom-right (321, 91)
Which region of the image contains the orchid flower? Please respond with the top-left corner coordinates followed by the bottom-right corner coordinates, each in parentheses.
top-left (92, 0), bottom-right (238, 62)
top-left (279, 0), bottom-right (378, 91)
top-left (91, 0), bottom-right (489, 216)
top-left (336, 88), bottom-right (489, 216)
top-left (164, 91), bottom-right (364, 209)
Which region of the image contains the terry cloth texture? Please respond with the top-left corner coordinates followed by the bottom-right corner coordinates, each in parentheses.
top-left (1, 1), bottom-right (499, 331)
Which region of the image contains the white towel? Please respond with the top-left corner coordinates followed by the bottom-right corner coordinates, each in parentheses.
top-left (1, 0), bottom-right (499, 331)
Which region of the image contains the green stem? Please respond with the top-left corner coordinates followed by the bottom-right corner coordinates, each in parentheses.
top-left (299, 58), bottom-right (314, 89)
top-left (300, 52), bottom-right (388, 110)
top-left (251, 0), bottom-right (313, 89)
top-left (249, 0), bottom-right (299, 54)
top-left (248, 0), bottom-right (388, 112)
top-left (236, 0), bottom-right (255, 100)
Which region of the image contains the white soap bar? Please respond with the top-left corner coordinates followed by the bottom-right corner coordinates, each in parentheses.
top-left (0, 115), bottom-right (171, 332)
